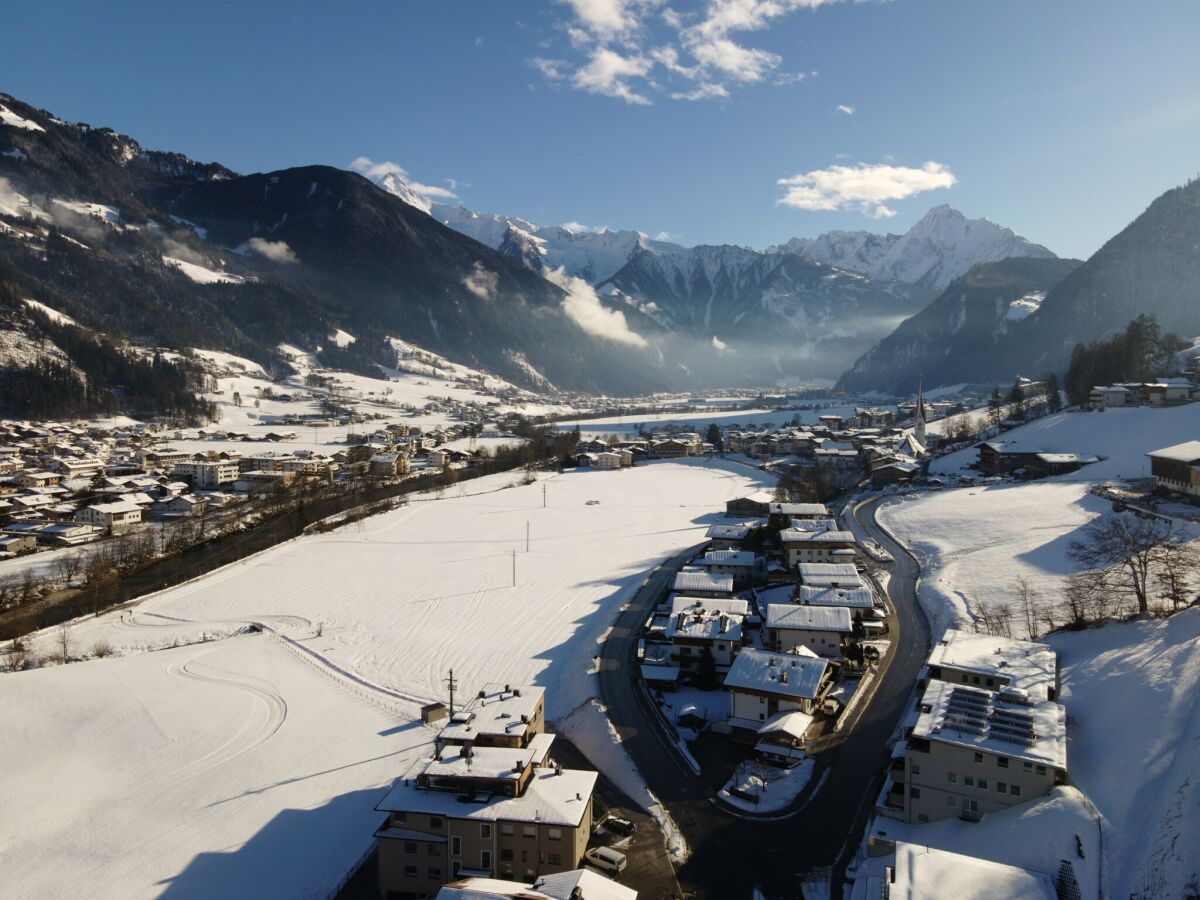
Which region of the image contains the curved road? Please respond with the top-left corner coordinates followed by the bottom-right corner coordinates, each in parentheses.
top-left (598, 497), bottom-right (931, 898)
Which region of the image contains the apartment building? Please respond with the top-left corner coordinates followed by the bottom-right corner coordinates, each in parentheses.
top-left (375, 686), bottom-right (596, 898)
top-left (780, 528), bottom-right (857, 567)
top-left (881, 680), bottom-right (1067, 824)
top-left (172, 460), bottom-right (240, 487)
top-left (725, 647), bottom-right (831, 734)
top-left (925, 630), bottom-right (1059, 701)
top-left (664, 596), bottom-right (748, 669)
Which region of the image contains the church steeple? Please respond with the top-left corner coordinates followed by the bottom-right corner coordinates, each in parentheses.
top-left (914, 379), bottom-right (927, 447)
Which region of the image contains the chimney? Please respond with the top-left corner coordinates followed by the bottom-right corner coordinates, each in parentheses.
top-left (521, 714), bottom-right (529, 724)
top-left (781, 670), bottom-right (789, 684)
top-left (769, 656), bottom-right (777, 667)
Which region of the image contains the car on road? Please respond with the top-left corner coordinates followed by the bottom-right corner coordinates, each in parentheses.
top-left (585, 846), bottom-right (628, 875)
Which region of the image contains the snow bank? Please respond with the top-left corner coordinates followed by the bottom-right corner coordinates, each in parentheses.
top-left (163, 255), bottom-right (246, 285)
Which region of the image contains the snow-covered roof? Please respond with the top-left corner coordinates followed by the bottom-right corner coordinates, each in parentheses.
top-left (797, 563), bottom-right (862, 587)
top-left (888, 842), bottom-right (1057, 900)
top-left (769, 502), bottom-right (828, 516)
top-left (707, 523), bottom-right (752, 540)
top-left (913, 681), bottom-right (1067, 770)
top-left (87, 500), bottom-right (143, 514)
top-left (436, 685), bottom-right (543, 745)
top-left (927, 630), bottom-right (1057, 699)
top-left (979, 441), bottom-right (1042, 455)
top-left (377, 765), bottom-right (596, 828)
top-left (424, 745), bottom-right (537, 782)
top-left (724, 648), bottom-right (828, 700)
top-left (672, 570), bottom-right (733, 594)
top-left (1147, 439), bottom-right (1200, 464)
top-left (780, 528), bottom-right (855, 544)
top-left (668, 596), bottom-right (750, 617)
top-left (664, 603), bottom-right (744, 642)
top-left (797, 585), bottom-right (875, 609)
top-left (765, 603), bottom-right (853, 632)
top-left (756, 709), bottom-right (814, 740)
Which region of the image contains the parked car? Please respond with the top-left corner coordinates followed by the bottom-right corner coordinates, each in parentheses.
top-left (603, 813), bottom-right (637, 836)
top-left (585, 846), bottom-right (628, 875)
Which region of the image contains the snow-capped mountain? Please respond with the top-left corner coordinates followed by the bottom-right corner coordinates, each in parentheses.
top-left (774, 205), bottom-right (1056, 291)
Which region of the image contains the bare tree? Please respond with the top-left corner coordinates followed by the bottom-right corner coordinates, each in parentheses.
top-left (1068, 513), bottom-right (1173, 616)
top-left (1154, 537), bottom-right (1199, 612)
top-left (6, 634), bottom-right (29, 671)
top-left (54, 551), bottom-right (86, 586)
top-left (1061, 571), bottom-right (1105, 628)
top-left (1015, 576), bottom-right (1039, 639)
top-left (56, 625), bottom-right (71, 664)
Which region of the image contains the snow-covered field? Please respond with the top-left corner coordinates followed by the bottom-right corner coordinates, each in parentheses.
top-left (2, 459), bottom-right (771, 897)
top-left (874, 402), bottom-right (1200, 897)
top-left (553, 404), bottom-right (858, 439)
top-left (882, 403), bottom-right (1200, 638)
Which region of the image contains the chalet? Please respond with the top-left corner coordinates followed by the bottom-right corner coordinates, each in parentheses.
top-left (0, 533), bottom-right (37, 554)
top-left (38, 522), bottom-right (103, 546)
top-left (664, 596), bottom-right (749, 669)
top-left (768, 502), bottom-right (828, 528)
top-left (707, 523), bottom-right (754, 550)
top-left (369, 453), bottom-right (403, 477)
top-left (1088, 385), bottom-right (1130, 410)
top-left (593, 451), bottom-right (622, 469)
top-left (977, 442), bottom-right (1042, 475)
top-left (725, 648), bottom-right (831, 734)
top-left (1025, 452), bottom-right (1098, 478)
top-left (871, 460), bottom-right (920, 489)
top-left (797, 584), bottom-right (875, 610)
top-left (1147, 440), bottom-right (1200, 499)
top-left (156, 494), bottom-right (207, 518)
top-left (854, 407), bottom-right (896, 429)
top-left (17, 471), bottom-right (62, 489)
top-left (725, 491), bottom-right (774, 517)
top-left (671, 569), bottom-right (734, 598)
top-left (797, 563), bottom-right (863, 589)
top-left (779, 528), bottom-right (856, 567)
top-left (653, 438), bottom-right (694, 458)
top-left (879, 681), bottom-right (1067, 824)
top-left (752, 710), bottom-right (815, 766)
top-left (697, 549), bottom-right (758, 585)
top-left (765, 604), bottom-right (852, 658)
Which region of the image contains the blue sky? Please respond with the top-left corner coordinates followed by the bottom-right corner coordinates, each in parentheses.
top-left (4, 0), bottom-right (1199, 259)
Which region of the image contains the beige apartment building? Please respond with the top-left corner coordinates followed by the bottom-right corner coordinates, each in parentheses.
top-left (375, 686), bottom-right (596, 898)
top-left (880, 680), bottom-right (1067, 824)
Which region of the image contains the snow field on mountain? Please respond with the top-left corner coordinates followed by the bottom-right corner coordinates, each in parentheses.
top-left (6, 460), bottom-right (770, 893)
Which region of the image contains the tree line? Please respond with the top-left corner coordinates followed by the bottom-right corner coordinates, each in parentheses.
top-left (1063, 314), bottom-right (1190, 407)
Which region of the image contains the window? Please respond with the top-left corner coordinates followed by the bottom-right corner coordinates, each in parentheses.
top-left (393, 811), bottom-right (407, 823)
top-left (481, 850), bottom-right (492, 871)
top-left (549, 853), bottom-right (562, 866)
top-left (481, 824), bottom-right (492, 840)
top-left (427, 868), bottom-right (441, 880)
top-left (547, 828), bottom-right (562, 841)
top-left (973, 752), bottom-right (984, 764)
top-left (404, 842), bottom-right (417, 854)
top-left (948, 772), bottom-right (958, 784)
top-left (978, 778), bottom-right (988, 790)
top-left (911, 763), bottom-right (921, 776)
top-left (521, 850), bottom-right (528, 863)
top-left (759, 696), bottom-right (766, 704)
top-left (523, 826), bottom-right (536, 838)
top-left (428, 844), bottom-right (441, 857)
top-left (403, 866), bottom-right (418, 879)
top-left (430, 816), bottom-right (443, 828)
top-left (985, 677), bottom-right (995, 687)
top-left (1036, 765), bottom-right (1047, 776)
top-left (500, 823), bottom-right (514, 836)
top-left (946, 796), bottom-right (957, 807)
top-left (1023, 762), bottom-right (1033, 774)
top-left (451, 836), bottom-right (461, 857)
top-left (501, 849), bottom-right (514, 862)
top-left (1010, 784), bottom-right (1021, 797)
top-left (909, 787), bottom-right (921, 798)
top-left (963, 776), bottom-right (975, 787)
top-left (997, 782), bottom-right (1007, 793)
top-left (996, 757), bottom-right (1009, 768)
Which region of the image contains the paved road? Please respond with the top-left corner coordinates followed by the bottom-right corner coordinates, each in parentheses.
top-left (598, 500), bottom-right (931, 898)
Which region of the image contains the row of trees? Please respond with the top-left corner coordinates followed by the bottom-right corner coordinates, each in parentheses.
top-left (974, 510), bottom-right (1197, 639)
top-left (1063, 314), bottom-right (1190, 407)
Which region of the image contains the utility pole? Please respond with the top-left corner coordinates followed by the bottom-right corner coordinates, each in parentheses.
top-left (446, 668), bottom-right (457, 716)
top-left (512, 549), bottom-right (517, 586)
top-left (542, 482), bottom-right (547, 508)
top-left (526, 520), bottom-right (530, 552)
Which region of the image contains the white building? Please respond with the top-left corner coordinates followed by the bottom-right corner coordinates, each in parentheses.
top-left (765, 604), bottom-right (853, 658)
top-left (780, 528), bottom-right (856, 567)
top-left (664, 596), bottom-right (748, 669)
top-left (797, 563), bottom-right (863, 589)
top-left (74, 500), bottom-right (144, 533)
top-left (172, 460), bottom-right (240, 487)
top-left (926, 630), bottom-right (1059, 701)
top-left (724, 647), bottom-right (831, 731)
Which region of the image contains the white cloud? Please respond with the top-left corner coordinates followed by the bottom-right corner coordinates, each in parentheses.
top-left (776, 161), bottom-right (957, 219)
top-left (711, 335), bottom-right (732, 353)
top-left (248, 237), bottom-right (298, 264)
top-left (571, 47), bottom-right (653, 104)
top-left (653, 230), bottom-right (674, 241)
top-left (349, 157), bottom-right (460, 202)
top-left (540, 0), bottom-right (856, 104)
top-left (835, 104), bottom-right (855, 115)
top-left (462, 262), bottom-right (499, 301)
top-left (544, 266), bottom-right (647, 347)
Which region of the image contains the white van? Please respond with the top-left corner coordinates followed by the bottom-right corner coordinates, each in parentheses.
top-left (584, 846), bottom-right (628, 875)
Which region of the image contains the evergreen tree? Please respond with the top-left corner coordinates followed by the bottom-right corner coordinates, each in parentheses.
top-left (696, 646), bottom-right (719, 691)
